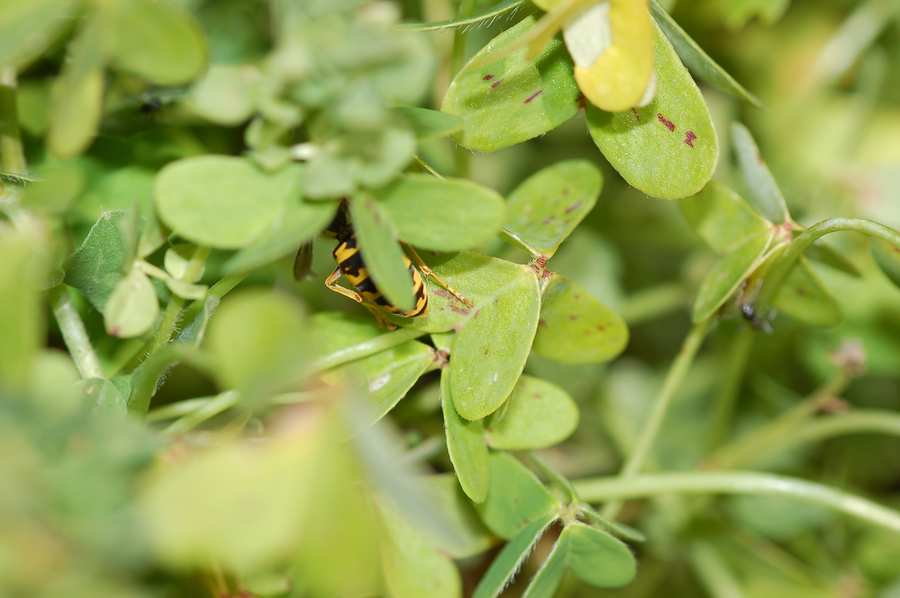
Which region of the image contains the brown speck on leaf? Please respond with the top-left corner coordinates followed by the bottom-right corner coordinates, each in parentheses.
top-left (568, 314), bottom-right (578, 321)
top-left (684, 130), bottom-right (697, 147)
top-left (491, 79), bottom-right (503, 89)
top-left (631, 108), bottom-right (641, 122)
top-left (542, 216), bottom-right (554, 225)
top-left (108, 326), bottom-right (120, 336)
top-left (596, 324), bottom-right (607, 332)
top-left (532, 393), bottom-right (541, 400)
top-left (482, 74), bottom-right (494, 81)
top-left (538, 318), bottom-right (547, 328)
top-left (577, 93), bottom-right (587, 109)
top-left (524, 90), bottom-right (544, 104)
top-left (449, 304), bottom-right (470, 315)
top-left (657, 113), bottom-right (676, 132)
top-left (564, 201), bottom-right (582, 214)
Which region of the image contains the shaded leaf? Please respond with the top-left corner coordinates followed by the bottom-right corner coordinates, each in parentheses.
top-left (533, 275), bottom-right (628, 364)
top-left (586, 26), bottom-right (717, 200)
top-left (442, 370), bottom-right (490, 502)
top-left (449, 266), bottom-right (540, 419)
top-left (64, 210), bottom-right (139, 312)
top-left (774, 258), bottom-right (841, 327)
top-left (650, 1), bottom-right (760, 106)
top-left (0, 232), bottom-right (43, 389)
top-left (103, 268), bottom-right (159, 338)
top-left (442, 16), bottom-right (580, 152)
top-left (185, 64), bottom-right (262, 125)
top-left (155, 157), bottom-right (298, 249)
top-left (402, 0), bottom-right (525, 32)
top-left (872, 238), bottom-right (900, 289)
top-left (806, 242), bottom-right (861, 278)
top-left (679, 180), bottom-right (771, 253)
top-left (486, 375), bottom-right (579, 450)
top-left (394, 106), bottom-right (463, 139)
top-left (105, 0), bottom-right (207, 85)
top-left (349, 193), bottom-right (416, 312)
top-left (504, 160), bottom-right (603, 257)
top-left (563, 522), bottom-right (637, 587)
top-left (376, 174), bottom-right (505, 252)
top-left (476, 452), bottom-right (557, 539)
top-left (427, 475), bottom-right (495, 558)
top-left (472, 513), bottom-right (557, 598)
top-left (692, 231), bottom-right (773, 322)
top-left (731, 122), bottom-right (790, 223)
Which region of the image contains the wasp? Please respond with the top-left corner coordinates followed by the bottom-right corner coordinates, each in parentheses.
top-left (295, 205), bottom-right (472, 326)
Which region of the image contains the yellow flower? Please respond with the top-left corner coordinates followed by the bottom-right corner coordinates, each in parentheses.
top-left (531, 0), bottom-right (656, 111)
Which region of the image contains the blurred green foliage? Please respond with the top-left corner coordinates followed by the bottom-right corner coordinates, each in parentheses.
top-left (1, 0), bottom-right (900, 597)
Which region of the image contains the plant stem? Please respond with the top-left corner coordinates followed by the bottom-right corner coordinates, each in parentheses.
top-left (164, 391), bottom-right (239, 436)
top-left (707, 325), bottom-right (754, 449)
top-left (49, 286), bottom-right (104, 380)
top-left (690, 542), bottom-right (745, 598)
top-left (450, 0), bottom-right (476, 178)
top-left (755, 218), bottom-right (900, 315)
top-left (309, 326), bottom-right (427, 372)
top-left (601, 318), bottom-right (710, 519)
top-left (575, 471), bottom-right (900, 533)
top-left (522, 451), bottom-right (578, 502)
top-left (146, 246), bottom-right (210, 355)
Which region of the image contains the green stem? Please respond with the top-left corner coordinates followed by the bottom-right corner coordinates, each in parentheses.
top-left (146, 247), bottom-right (211, 355)
top-left (601, 318), bottom-right (710, 519)
top-left (164, 391), bottom-right (239, 436)
top-left (620, 283), bottom-right (688, 325)
top-left (309, 326), bottom-right (427, 372)
top-left (755, 218), bottom-right (900, 315)
top-left (522, 452), bottom-right (578, 502)
top-left (690, 542), bottom-right (745, 598)
top-left (50, 286), bottom-right (104, 380)
top-left (575, 471), bottom-right (900, 533)
top-left (707, 325), bottom-right (754, 449)
top-left (450, 0), bottom-right (476, 178)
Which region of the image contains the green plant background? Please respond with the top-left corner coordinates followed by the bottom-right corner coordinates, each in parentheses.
top-left (1, 0), bottom-right (900, 597)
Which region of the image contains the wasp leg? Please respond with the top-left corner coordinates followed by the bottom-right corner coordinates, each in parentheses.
top-left (404, 245), bottom-right (474, 308)
top-left (324, 267), bottom-right (364, 304)
top-left (364, 305), bottom-right (398, 331)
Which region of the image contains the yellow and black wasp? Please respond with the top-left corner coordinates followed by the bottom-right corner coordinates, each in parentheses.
top-left (295, 204), bottom-right (471, 326)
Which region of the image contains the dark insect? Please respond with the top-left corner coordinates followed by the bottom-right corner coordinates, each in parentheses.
top-left (293, 204), bottom-right (472, 327)
top-left (139, 94), bottom-right (164, 115)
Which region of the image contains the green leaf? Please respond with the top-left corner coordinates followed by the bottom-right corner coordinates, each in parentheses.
top-left (401, 0), bottom-right (525, 31)
top-left (449, 265), bottom-right (540, 420)
top-left (586, 26), bottom-right (718, 200)
top-left (718, 0), bottom-right (790, 29)
top-left (155, 157), bottom-right (298, 250)
top-left (223, 199), bottom-right (336, 274)
top-left (442, 16), bottom-right (580, 152)
top-left (376, 174), bottom-right (505, 251)
top-left (533, 275), bottom-right (628, 364)
top-left (349, 193), bottom-right (416, 311)
top-left (472, 513), bottom-right (557, 598)
top-left (64, 210), bottom-right (139, 312)
top-left (521, 531), bottom-right (570, 598)
top-left (872, 238), bottom-right (900, 289)
top-left (206, 290), bottom-right (308, 392)
top-left (0, 231), bottom-right (43, 390)
top-left (679, 180), bottom-right (772, 253)
top-left (563, 522), bottom-right (637, 587)
top-left (103, 268), bottom-right (159, 338)
top-left (427, 475), bottom-right (495, 558)
top-left (48, 18), bottom-right (105, 158)
top-left (0, 0), bottom-right (76, 71)
top-left (442, 370), bottom-right (490, 502)
top-left (731, 122), bottom-right (790, 223)
top-left (185, 64), bottom-right (262, 125)
top-left (105, 0), bottom-right (207, 85)
top-left (650, 1), bottom-right (760, 106)
top-left (774, 258), bottom-right (841, 327)
top-left (486, 375), bottom-right (579, 450)
top-left (380, 501), bottom-right (462, 598)
top-left (806, 243), bottom-right (861, 278)
top-left (692, 231), bottom-right (773, 322)
top-left (476, 453), bottom-right (557, 539)
top-left (504, 160), bottom-right (603, 257)
top-left (394, 106), bottom-right (463, 139)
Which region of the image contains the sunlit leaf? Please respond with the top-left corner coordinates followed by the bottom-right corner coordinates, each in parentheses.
top-left (0, 0), bottom-right (76, 71)
top-left (679, 180), bottom-right (771, 253)
top-left (476, 452), bottom-right (558, 539)
top-left (533, 275), bottom-right (628, 364)
top-left (504, 160), bottom-right (603, 257)
top-left (449, 267), bottom-right (540, 419)
top-left (155, 157), bottom-right (298, 249)
top-left (442, 16), bottom-right (580, 152)
top-left (587, 26), bottom-right (717, 200)
top-left (376, 174), bottom-right (505, 252)
top-left (486, 375), bottom-right (579, 450)
top-left (441, 370), bottom-right (489, 502)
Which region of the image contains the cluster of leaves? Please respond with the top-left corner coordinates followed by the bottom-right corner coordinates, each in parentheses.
top-left (2, 0), bottom-right (900, 597)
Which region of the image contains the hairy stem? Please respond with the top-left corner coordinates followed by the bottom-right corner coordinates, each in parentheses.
top-left (576, 471), bottom-right (900, 533)
top-left (601, 318), bottom-right (710, 519)
top-left (50, 286), bottom-right (104, 380)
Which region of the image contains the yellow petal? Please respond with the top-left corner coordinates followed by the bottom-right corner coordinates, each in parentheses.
top-left (565, 0), bottom-right (655, 112)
